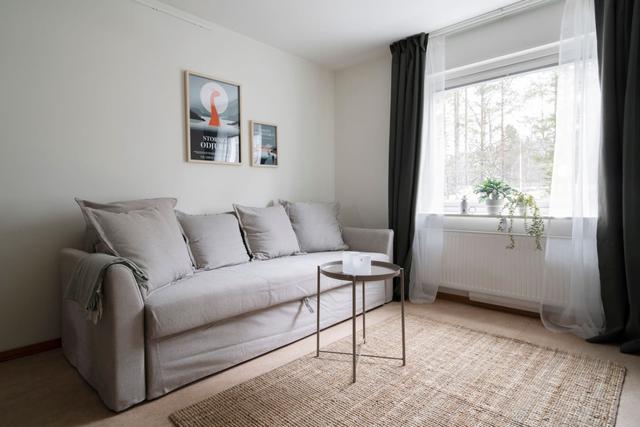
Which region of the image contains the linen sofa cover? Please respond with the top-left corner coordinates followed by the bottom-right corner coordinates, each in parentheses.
top-left (145, 279), bottom-right (388, 399)
top-left (60, 226), bottom-right (394, 412)
top-left (60, 248), bottom-right (145, 412)
top-left (145, 251), bottom-right (386, 340)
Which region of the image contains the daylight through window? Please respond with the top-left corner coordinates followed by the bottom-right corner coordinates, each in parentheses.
top-left (439, 66), bottom-right (559, 213)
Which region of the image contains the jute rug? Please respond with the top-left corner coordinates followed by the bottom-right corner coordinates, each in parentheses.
top-left (170, 315), bottom-right (625, 427)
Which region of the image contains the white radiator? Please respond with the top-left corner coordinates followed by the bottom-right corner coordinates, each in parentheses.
top-left (439, 221), bottom-right (571, 312)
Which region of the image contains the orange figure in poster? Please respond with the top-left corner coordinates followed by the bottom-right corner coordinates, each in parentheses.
top-left (209, 90), bottom-right (221, 126)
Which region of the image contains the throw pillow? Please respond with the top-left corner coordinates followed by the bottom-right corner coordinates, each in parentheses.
top-left (233, 204), bottom-right (301, 260)
top-left (84, 206), bottom-right (194, 293)
top-left (75, 197), bottom-right (179, 253)
top-left (281, 200), bottom-right (348, 252)
top-left (177, 211), bottom-right (250, 270)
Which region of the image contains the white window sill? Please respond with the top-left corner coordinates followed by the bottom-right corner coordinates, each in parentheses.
top-left (416, 213), bottom-right (573, 238)
top-left (443, 213), bottom-right (557, 220)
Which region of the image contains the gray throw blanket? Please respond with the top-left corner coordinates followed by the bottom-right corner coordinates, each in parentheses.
top-left (64, 253), bottom-right (148, 324)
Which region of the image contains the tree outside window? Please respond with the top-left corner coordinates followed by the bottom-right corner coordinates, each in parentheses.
top-left (439, 66), bottom-right (558, 213)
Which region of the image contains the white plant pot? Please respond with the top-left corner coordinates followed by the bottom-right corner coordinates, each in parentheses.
top-left (485, 198), bottom-right (504, 215)
top-left (517, 204), bottom-right (527, 216)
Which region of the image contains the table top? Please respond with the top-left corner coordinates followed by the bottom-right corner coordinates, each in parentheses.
top-left (319, 260), bottom-right (401, 281)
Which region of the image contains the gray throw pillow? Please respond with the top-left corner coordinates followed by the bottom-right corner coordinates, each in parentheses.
top-left (177, 211), bottom-right (250, 270)
top-left (85, 206), bottom-right (194, 293)
top-left (75, 197), bottom-right (179, 253)
top-left (233, 204), bottom-right (301, 260)
top-left (281, 201), bottom-right (348, 252)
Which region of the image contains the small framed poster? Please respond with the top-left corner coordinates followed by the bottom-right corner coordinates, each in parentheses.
top-left (250, 121), bottom-right (278, 167)
top-left (184, 70), bottom-right (241, 165)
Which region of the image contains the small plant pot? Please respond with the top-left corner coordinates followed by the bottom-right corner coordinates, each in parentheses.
top-left (517, 203), bottom-right (527, 216)
top-left (485, 198), bottom-right (504, 215)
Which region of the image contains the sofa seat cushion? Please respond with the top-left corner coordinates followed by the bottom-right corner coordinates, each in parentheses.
top-left (144, 251), bottom-right (387, 340)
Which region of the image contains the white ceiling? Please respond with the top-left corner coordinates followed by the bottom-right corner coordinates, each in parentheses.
top-left (159, 0), bottom-right (521, 69)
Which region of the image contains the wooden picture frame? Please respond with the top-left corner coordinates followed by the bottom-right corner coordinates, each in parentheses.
top-left (184, 70), bottom-right (242, 165)
top-left (250, 121), bottom-right (278, 168)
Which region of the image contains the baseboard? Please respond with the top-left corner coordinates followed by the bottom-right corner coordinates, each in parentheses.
top-left (437, 291), bottom-right (540, 319)
top-left (0, 338), bottom-right (61, 363)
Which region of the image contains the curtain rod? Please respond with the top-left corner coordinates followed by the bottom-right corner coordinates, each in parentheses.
top-left (133, 0), bottom-right (214, 30)
top-left (429, 0), bottom-right (557, 38)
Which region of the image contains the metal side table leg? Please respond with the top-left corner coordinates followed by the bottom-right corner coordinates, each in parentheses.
top-left (352, 277), bottom-right (357, 383)
top-left (362, 281), bottom-right (366, 344)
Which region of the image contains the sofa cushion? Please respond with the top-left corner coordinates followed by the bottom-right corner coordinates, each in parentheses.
top-left (144, 251), bottom-right (388, 340)
top-left (76, 197), bottom-right (179, 253)
top-left (85, 206), bottom-right (193, 293)
top-left (177, 211), bottom-right (250, 270)
top-left (233, 204), bottom-right (301, 260)
top-left (281, 201), bottom-right (348, 252)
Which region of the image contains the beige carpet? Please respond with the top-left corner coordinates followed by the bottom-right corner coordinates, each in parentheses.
top-left (170, 315), bottom-right (625, 427)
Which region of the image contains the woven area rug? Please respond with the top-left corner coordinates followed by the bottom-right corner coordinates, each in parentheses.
top-left (170, 315), bottom-right (625, 427)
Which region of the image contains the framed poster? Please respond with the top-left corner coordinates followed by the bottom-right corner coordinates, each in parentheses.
top-left (185, 70), bottom-right (241, 164)
top-left (250, 121), bottom-right (278, 167)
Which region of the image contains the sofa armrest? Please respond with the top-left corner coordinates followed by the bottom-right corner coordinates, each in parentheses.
top-left (59, 248), bottom-right (145, 411)
top-left (342, 227), bottom-right (394, 262)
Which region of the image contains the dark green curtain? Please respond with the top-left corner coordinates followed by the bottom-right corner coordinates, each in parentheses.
top-left (589, 0), bottom-right (640, 354)
top-left (388, 33), bottom-right (428, 300)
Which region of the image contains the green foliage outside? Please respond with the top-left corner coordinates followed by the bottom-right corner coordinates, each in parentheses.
top-left (441, 67), bottom-right (558, 206)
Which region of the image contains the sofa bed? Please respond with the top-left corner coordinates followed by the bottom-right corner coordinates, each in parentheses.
top-left (59, 197), bottom-right (393, 411)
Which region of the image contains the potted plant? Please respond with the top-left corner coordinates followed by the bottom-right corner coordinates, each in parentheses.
top-left (498, 190), bottom-right (545, 250)
top-left (473, 178), bottom-right (512, 215)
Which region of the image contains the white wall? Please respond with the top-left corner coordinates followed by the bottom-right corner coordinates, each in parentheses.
top-left (0, 0), bottom-right (335, 352)
top-left (334, 55), bottom-right (391, 228)
top-left (334, 0), bottom-right (564, 228)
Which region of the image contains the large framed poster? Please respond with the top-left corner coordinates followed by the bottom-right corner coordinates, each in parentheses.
top-left (250, 121), bottom-right (278, 167)
top-left (184, 70), bottom-right (241, 164)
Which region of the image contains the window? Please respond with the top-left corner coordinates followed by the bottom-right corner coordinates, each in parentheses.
top-left (439, 65), bottom-right (559, 214)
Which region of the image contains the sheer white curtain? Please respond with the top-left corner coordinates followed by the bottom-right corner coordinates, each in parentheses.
top-left (410, 35), bottom-right (446, 303)
top-left (541, 0), bottom-right (604, 338)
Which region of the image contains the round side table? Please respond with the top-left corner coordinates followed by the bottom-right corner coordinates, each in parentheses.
top-left (316, 260), bottom-right (405, 383)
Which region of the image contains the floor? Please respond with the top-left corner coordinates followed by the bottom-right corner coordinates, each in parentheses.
top-left (1, 300), bottom-right (639, 427)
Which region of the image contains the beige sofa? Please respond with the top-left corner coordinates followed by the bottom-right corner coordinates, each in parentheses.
top-left (59, 227), bottom-right (393, 412)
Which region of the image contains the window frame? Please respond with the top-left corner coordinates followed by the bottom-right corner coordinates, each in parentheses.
top-left (445, 42), bottom-right (560, 90)
top-left (439, 41), bottom-right (560, 217)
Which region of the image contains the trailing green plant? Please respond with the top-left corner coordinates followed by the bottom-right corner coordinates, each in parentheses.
top-left (497, 191), bottom-right (545, 250)
top-left (473, 177), bottom-right (512, 202)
